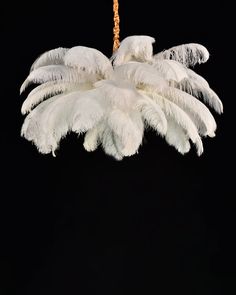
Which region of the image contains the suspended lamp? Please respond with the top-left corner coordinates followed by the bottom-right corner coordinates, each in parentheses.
top-left (20, 0), bottom-right (223, 160)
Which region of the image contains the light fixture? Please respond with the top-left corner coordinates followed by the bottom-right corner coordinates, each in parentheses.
top-left (20, 0), bottom-right (223, 160)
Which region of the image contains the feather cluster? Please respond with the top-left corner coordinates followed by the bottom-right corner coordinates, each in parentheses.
top-left (20, 35), bottom-right (223, 160)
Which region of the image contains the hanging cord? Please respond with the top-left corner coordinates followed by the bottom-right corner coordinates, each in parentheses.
top-left (113, 0), bottom-right (120, 52)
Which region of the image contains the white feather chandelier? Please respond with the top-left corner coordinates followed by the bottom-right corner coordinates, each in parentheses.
top-left (20, 0), bottom-right (223, 160)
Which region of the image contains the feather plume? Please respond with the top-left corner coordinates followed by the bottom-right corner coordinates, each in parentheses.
top-left (151, 59), bottom-right (188, 83)
top-left (165, 118), bottom-right (191, 154)
top-left (184, 69), bottom-right (223, 113)
top-left (135, 96), bottom-right (167, 135)
top-left (112, 35), bottom-right (155, 66)
top-left (83, 126), bottom-right (101, 152)
top-left (64, 46), bottom-right (113, 79)
top-left (21, 81), bottom-right (84, 115)
top-left (162, 87), bottom-right (217, 137)
top-left (107, 109), bottom-right (143, 156)
top-left (154, 43), bottom-right (209, 67)
top-left (21, 90), bottom-right (104, 155)
top-left (100, 125), bottom-right (123, 161)
top-left (20, 65), bottom-right (85, 94)
top-left (140, 90), bottom-right (203, 155)
top-left (20, 35), bottom-right (222, 159)
top-left (31, 48), bottom-right (68, 71)
top-left (114, 62), bottom-right (168, 91)
top-left (95, 79), bottom-right (140, 110)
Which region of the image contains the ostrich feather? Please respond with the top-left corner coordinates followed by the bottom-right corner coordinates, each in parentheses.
top-left (151, 59), bottom-right (189, 83)
top-left (21, 90), bottom-right (104, 155)
top-left (31, 48), bottom-right (69, 71)
top-left (95, 79), bottom-right (140, 110)
top-left (21, 81), bottom-right (93, 115)
top-left (83, 126), bottom-right (100, 152)
top-left (112, 35), bottom-right (155, 66)
top-left (20, 35), bottom-right (223, 159)
top-left (165, 118), bottom-right (191, 154)
top-left (140, 91), bottom-right (203, 155)
top-left (135, 96), bottom-right (167, 135)
top-left (20, 65), bottom-right (84, 94)
top-left (184, 69), bottom-right (223, 113)
top-left (107, 109), bottom-right (143, 156)
top-left (100, 124), bottom-right (123, 160)
top-left (162, 87), bottom-right (217, 137)
top-left (114, 62), bottom-right (168, 91)
top-left (64, 46), bottom-right (113, 79)
top-left (151, 59), bottom-right (223, 114)
top-left (154, 43), bottom-right (209, 67)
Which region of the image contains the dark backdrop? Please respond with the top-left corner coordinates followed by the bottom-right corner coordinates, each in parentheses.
top-left (1, 0), bottom-right (234, 294)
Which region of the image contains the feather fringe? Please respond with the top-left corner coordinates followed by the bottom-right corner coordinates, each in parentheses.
top-left (154, 43), bottom-right (209, 67)
top-left (31, 48), bottom-right (68, 71)
top-left (20, 65), bottom-right (85, 94)
top-left (112, 35), bottom-right (155, 66)
top-left (135, 96), bottom-right (167, 135)
top-left (64, 46), bottom-right (113, 79)
top-left (165, 118), bottom-right (191, 154)
top-left (114, 62), bottom-right (168, 91)
top-left (140, 90), bottom-right (203, 155)
top-left (21, 90), bottom-right (104, 155)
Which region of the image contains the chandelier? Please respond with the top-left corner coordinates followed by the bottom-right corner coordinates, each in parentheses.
top-left (20, 0), bottom-right (223, 160)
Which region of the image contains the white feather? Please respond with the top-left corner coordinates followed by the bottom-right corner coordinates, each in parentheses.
top-left (21, 81), bottom-right (85, 115)
top-left (154, 43), bottom-right (209, 67)
top-left (20, 65), bottom-right (85, 94)
top-left (21, 94), bottom-right (62, 154)
top-left (162, 87), bottom-right (217, 137)
top-left (83, 126), bottom-right (101, 152)
top-left (107, 109), bottom-right (143, 156)
top-left (112, 35), bottom-right (155, 66)
top-left (30, 47), bottom-right (68, 71)
top-left (165, 118), bottom-right (191, 154)
top-left (151, 59), bottom-right (189, 83)
top-left (64, 46), bottom-right (113, 79)
top-left (22, 90), bottom-right (104, 155)
top-left (95, 79), bottom-right (140, 110)
top-left (140, 90), bottom-right (203, 155)
top-left (114, 62), bottom-right (168, 91)
top-left (135, 96), bottom-right (167, 135)
top-left (100, 123), bottom-right (123, 160)
top-left (20, 35), bottom-right (223, 159)
top-left (70, 91), bottom-right (104, 134)
top-left (184, 69), bottom-right (223, 113)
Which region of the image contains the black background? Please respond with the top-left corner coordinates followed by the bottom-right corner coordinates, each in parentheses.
top-left (1, 0), bottom-right (235, 294)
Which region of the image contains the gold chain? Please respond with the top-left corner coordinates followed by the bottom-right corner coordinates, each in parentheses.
top-left (113, 0), bottom-right (120, 52)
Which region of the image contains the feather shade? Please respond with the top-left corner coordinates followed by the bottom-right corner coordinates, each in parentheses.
top-left (20, 35), bottom-right (223, 159)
